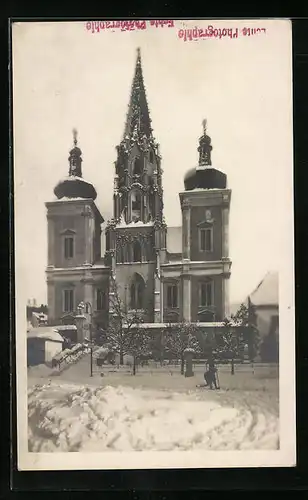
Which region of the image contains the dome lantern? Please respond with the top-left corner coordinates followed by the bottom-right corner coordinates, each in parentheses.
top-left (54, 130), bottom-right (97, 200)
top-left (184, 119), bottom-right (227, 191)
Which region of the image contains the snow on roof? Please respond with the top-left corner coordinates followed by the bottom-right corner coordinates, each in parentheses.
top-left (27, 327), bottom-right (64, 343)
top-left (52, 197), bottom-right (91, 202)
top-left (123, 322), bottom-right (234, 329)
top-left (57, 175), bottom-right (93, 185)
top-left (116, 219), bottom-right (154, 228)
top-left (55, 325), bottom-right (77, 331)
top-left (250, 271), bottom-right (279, 307)
top-left (162, 260), bottom-right (183, 266)
top-left (91, 263), bottom-right (109, 269)
top-left (180, 188), bottom-right (224, 194)
top-left (47, 265), bottom-right (108, 271)
top-left (167, 226), bottom-right (182, 254)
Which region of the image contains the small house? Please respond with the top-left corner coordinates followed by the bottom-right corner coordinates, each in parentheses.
top-left (249, 271), bottom-right (279, 362)
top-left (249, 271), bottom-right (279, 339)
top-left (27, 327), bottom-right (64, 366)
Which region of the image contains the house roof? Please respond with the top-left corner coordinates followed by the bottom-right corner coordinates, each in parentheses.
top-left (167, 226), bottom-right (182, 254)
top-left (27, 327), bottom-right (64, 343)
top-left (32, 312), bottom-right (48, 321)
top-left (249, 271), bottom-right (279, 307)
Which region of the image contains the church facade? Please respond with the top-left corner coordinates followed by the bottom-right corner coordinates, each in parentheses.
top-left (45, 49), bottom-right (232, 337)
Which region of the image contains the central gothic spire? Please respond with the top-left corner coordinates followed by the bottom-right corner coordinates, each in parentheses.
top-left (123, 47), bottom-right (153, 140)
top-left (111, 48), bottom-right (164, 226)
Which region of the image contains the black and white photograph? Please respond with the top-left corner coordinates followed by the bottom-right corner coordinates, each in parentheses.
top-left (12, 19), bottom-right (295, 470)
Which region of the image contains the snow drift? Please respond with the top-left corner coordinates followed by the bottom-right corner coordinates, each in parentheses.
top-left (28, 383), bottom-right (279, 452)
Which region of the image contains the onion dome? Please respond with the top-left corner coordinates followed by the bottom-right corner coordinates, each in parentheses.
top-left (184, 119), bottom-right (227, 191)
top-left (54, 129), bottom-right (97, 200)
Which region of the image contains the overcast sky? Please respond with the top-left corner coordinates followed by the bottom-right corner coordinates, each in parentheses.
top-left (12, 20), bottom-right (293, 306)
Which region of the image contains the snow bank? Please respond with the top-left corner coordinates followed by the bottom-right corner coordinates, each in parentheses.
top-left (28, 384), bottom-right (279, 452)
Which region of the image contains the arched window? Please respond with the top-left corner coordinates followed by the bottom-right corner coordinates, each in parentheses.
top-left (106, 231), bottom-right (110, 251)
top-left (199, 280), bottom-right (213, 307)
top-left (117, 245), bottom-right (125, 263)
top-left (122, 245), bottom-right (127, 263)
top-left (130, 283), bottom-right (136, 308)
top-left (130, 274), bottom-right (145, 310)
top-left (131, 191), bottom-right (141, 211)
top-left (133, 157), bottom-right (143, 175)
top-left (132, 240), bottom-right (142, 262)
top-left (167, 283), bottom-right (178, 308)
top-left (96, 289), bottom-right (106, 311)
top-left (131, 190), bottom-right (142, 221)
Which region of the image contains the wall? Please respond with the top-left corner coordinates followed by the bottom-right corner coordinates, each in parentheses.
top-left (31, 314), bottom-right (40, 328)
top-left (27, 338), bottom-right (45, 366)
top-left (190, 205), bottom-right (222, 262)
top-left (92, 278), bottom-right (110, 330)
top-left (94, 217), bottom-right (102, 262)
top-left (45, 340), bottom-right (63, 363)
top-left (53, 214), bottom-right (87, 268)
top-left (47, 200), bottom-right (103, 269)
top-left (255, 305), bottom-right (279, 338)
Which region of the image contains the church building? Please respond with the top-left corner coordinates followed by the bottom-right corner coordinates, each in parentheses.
top-left (45, 48), bottom-right (232, 338)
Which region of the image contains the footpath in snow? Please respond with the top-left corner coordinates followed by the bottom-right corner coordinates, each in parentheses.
top-left (28, 382), bottom-right (279, 452)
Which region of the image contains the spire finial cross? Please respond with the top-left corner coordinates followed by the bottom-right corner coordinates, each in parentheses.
top-left (202, 119), bottom-right (207, 135)
top-left (73, 128), bottom-right (78, 146)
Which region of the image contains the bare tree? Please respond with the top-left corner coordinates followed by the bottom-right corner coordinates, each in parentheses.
top-left (216, 300), bottom-right (260, 375)
top-left (107, 277), bottom-right (144, 366)
top-left (232, 298), bottom-right (260, 362)
top-left (126, 327), bottom-right (152, 375)
top-left (164, 322), bottom-right (202, 375)
top-left (216, 318), bottom-right (245, 375)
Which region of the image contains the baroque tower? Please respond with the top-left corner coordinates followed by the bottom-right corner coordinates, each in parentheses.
top-left (105, 48), bottom-right (167, 322)
top-left (179, 120), bottom-right (232, 322)
top-left (46, 131), bottom-right (109, 335)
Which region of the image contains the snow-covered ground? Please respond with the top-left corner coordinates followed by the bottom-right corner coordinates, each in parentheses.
top-left (28, 382), bottom-right (279, 452)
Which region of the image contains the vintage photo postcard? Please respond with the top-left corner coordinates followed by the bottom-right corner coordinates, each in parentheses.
top-left (12, 19), bottom-right (295, 470)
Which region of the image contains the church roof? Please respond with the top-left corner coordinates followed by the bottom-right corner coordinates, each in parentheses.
top-left (250, 271), bottom-right (279, 307)
top-left (167, 226), bottom-right (182, 254)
